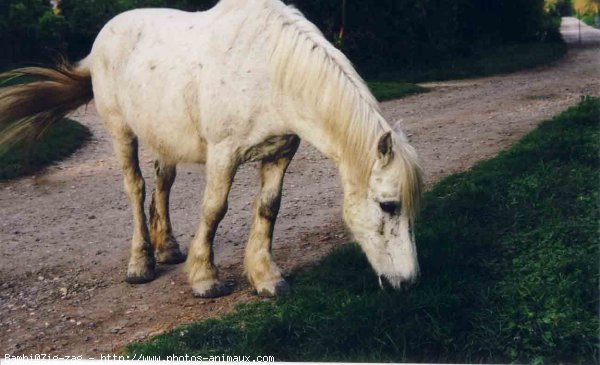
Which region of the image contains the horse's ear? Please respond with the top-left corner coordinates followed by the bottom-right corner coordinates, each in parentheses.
top-left (377, 131), bottom-right (394, 166)
top-left (392, 119), bottom-right (404, 132)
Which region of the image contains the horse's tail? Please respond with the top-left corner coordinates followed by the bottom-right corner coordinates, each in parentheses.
top-left (0, 58), bottom-right (93, 148)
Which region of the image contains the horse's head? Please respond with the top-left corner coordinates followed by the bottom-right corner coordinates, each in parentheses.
top-left (343, 131), bottom-right (423, 290)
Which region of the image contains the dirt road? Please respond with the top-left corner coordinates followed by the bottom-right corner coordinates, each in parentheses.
top-left (1, 17), bottom-right (598, 356)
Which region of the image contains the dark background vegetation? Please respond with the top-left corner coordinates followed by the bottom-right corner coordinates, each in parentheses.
top-left (1, 0), bottom-right (565, 75)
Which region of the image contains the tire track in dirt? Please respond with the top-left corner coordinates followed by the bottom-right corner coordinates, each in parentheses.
top-left (1, 17), bottom-right (598, 356)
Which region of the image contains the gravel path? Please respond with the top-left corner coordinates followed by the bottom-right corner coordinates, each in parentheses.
top-left (1, 17), bottom-right (598, 356)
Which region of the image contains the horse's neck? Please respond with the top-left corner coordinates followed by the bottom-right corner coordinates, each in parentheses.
top-left (286, 103), bottom-right (384, 197)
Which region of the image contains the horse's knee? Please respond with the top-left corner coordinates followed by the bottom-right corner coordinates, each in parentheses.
top-left (258, 191), bottom-right (281, 220)
top-left (123, 170), bottom-right (145, 199)
top-left (154, 159), bottom-right (176, 189)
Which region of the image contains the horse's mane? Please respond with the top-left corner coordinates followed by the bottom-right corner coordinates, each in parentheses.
top-left (262, 0), bottom-right (422, 217)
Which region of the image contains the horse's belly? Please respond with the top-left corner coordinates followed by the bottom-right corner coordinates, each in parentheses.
top-left (131, 118), bottom-right (208, 163)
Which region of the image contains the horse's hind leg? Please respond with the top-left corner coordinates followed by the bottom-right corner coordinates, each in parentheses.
top-left (111, 133), bottom-right (155, 283)
top-left (245, 139), bottom-right (299, 297)
top-left (149, 159), bottom-right (186, 264)
top-left (185, 151), bottom-right (237, 298)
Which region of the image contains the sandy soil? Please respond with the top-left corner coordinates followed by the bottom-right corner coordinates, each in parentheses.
top-left (1, 17), bottom-right (598, 357)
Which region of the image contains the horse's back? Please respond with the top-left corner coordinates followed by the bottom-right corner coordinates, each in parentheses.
top-left (87, 1), bottom-right (287, 163)
top-left (89, 8), bottom-right (218, 162)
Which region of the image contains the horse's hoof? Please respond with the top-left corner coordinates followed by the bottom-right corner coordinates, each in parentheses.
top-left (256, 279), bottom-right (289, 298)
top-left (125, 270), bottom-right (155, 284)
top-left (125, 257), bottom-right (155, 284)
top-left (192, 281), bottom-right (232, 298)
top-left (156, 247), bottom-right (186, 265)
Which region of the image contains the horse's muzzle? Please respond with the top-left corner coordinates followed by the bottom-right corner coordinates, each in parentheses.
top-left (379, 273), bottom-right (419, 291)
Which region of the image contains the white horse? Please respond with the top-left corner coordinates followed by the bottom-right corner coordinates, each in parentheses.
top-left (0, 0), bottom-right (423, 298)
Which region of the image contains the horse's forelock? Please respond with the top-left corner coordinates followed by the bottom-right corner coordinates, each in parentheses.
top-left (397, 142), bottom-right (424, 221)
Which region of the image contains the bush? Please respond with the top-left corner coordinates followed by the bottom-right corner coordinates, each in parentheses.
top-left (1, 0), bottom-right (562, 74)
top-left (290, 0), bottom-right (562, 74)
top-left (0, 0), bottom-right (50, 65)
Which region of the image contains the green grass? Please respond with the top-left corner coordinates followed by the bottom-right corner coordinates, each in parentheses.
top-left (0, 118), bottom-right (91, 180)
top-left (375, 41), bottom-right (568, 83)
top-left (368, 81), bottom-right (428, 101)
top-left (0, 76), bottom-right (92, 180)
top-left (365, 41), bottom-right (567, 100)
top-left (580, 13), bottom-right (600, 29)
top-left (127, 98), bottom-right (599, 363)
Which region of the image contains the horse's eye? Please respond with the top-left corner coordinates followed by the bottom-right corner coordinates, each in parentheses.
top-left (379, 201), bottom-right (399, 214)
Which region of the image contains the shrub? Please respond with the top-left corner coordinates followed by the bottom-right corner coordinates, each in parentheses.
top-left (1, 0), bottom-right (562, 74)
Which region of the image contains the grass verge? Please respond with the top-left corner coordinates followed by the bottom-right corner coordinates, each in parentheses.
top-left (365, 40), bottom-right (566, 100)
top-left (0, 76), bottom-right (92, 180)
top-left (127, 97), bottom-right (599, 363)
top-left (375, 41), bottom-right (568, 83)
top-left (580, 13), bottom-right (600, 29)
top-left (368, 81), bottom-right (427, 101)
top-left (0, 118), bottom-right (91, 180)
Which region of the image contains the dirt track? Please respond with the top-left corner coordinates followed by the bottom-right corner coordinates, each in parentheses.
top-left (1, 18), bottom-right (599, 356)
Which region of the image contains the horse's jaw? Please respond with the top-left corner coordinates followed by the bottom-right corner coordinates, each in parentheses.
top-left (344, 208), bottom-right (420, 290)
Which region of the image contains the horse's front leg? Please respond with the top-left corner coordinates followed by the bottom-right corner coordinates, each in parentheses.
top-left (245, 145), bottom-right (298, 297)
top-left (112, 134), bottom-right (155, 284)
top-left (185, 151), bottom-right (237, 298)
top-left (149, 159), bottom-right (186, 264)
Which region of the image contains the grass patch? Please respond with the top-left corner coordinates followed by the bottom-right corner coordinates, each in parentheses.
top-left (128, 97), bottom-right (599, 363)
top-left (368, 81), bottom-right (427, 101)
top-left (375, 41), bottom-right (568, 83)
top-left (580, 13), bottom-right (600, 29)
top-left (0, 118), bottom-right (91, 180)
top-left (0, 76), bottom-right (92, 180)
top-left (365, 41), bottom-right (566, 100)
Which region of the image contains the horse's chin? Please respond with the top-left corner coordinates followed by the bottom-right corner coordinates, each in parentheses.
top-left (378, 272), bottom-right (419, 291)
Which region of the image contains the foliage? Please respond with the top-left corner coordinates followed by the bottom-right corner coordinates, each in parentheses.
top-left (581, 12), bottom-right (600, 28)
top-left (375, 41), bottom-right (567, 83)
top-left (291, 0), bottom-right (563, 74)
top-left (573, 0), bottom-right (600, 29)
top-left (546, 0), bottom-right (574, 16)
top-left (127, 98), bottom-right (600, 363)
top-left (0, 0), bottom-right (55, 64)
top-left (1, 0), bottom-right (563, 74)
top-left (573, 0), bottom-right (599, 14)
